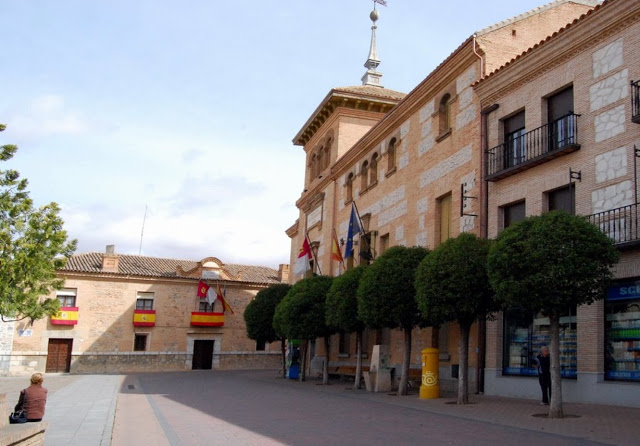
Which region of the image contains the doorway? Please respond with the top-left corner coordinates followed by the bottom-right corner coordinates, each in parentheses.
top-left (192, 340), bottom-right (214, 370)
top-left (46, 338), bottom-right (73, 373)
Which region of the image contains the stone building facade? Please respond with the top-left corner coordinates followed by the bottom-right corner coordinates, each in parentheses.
top-left (287, 0), bottom-right (598, 392)
top-left (475, 0), bottom-right (640, 406)
top-left (0, 246), bottom-right (286, 375)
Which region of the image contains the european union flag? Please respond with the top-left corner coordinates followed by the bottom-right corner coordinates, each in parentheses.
top-left (345, 203), bottom-right (362, 258)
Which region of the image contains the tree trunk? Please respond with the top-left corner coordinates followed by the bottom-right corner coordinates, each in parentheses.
top-left (398, 328), bottom-right (411, 396)
top-left (322, 336), bottom-right (330, 385)
top-left (280, 339), bottom-right (286, 379)
top-left (548, 312), bottom-right (564, 418)
top-left (299, 340), bottom-right (308, 382)
top-left (458, 322), bottom-right (470, 405)
top-left (354, 330), bottom-right (363, 390)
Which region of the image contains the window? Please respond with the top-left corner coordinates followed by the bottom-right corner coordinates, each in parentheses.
top-left (361, 161), bottom-right (369, 190)
top-left (346, 173), bottom-right (354, 203)
top-left (310, 154), bottom-right (317, 179)
top-left (136, 292), bottom-right (154, 310)
top-left (387, 138), bottom-right (397, 172)
top-left (503, 111), bottom-right (526, 167)
top-left (339, 331), bottom-right (350, 356)
top-left (316, 150), bottom-right (323, 176)
top-left (323, 144), bottom-right (331, 170)
top-left (56, 288), bottom-right (77, 307)
top-left (379, 233), bottom-right (389, 254)
top-left (134, 334), bottom-right (148, 352)
top-left (438, 94), bottom-right (452, 137)
top-left (503, 201), bottom-right (526, 229)
top-left (548, 185), bottom-right (575, 215)
top-left (547, 86), bottom-right (575, 149)
top-left (256, 340), bottom-right (266, 351)
top-left (503, 307), bottom-right (577, 378)
top-left (438, 193), bottom-right (452, 244)
top-left (370, 153), bottom-right (379, 185)
top-left (199, 301), bottom-right (215, 312)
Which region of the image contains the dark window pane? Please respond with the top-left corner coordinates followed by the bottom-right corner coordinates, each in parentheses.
top-left (504, 201), bottom-right (526, 228)
top-left (548, 186), bottom-right (575, 214)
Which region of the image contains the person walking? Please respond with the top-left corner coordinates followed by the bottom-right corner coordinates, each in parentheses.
top-left (536, 346), bottom-right (551, 405)
top-left (15, 372), bottom-right (48, 422)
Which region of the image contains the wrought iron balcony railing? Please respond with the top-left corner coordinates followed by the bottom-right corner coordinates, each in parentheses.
top-left (632, 80), bottom-right (640, 124)
top-left (485, 113), bottom-right (580, 181)
top-left (587, 202), bottom-right (640, 247)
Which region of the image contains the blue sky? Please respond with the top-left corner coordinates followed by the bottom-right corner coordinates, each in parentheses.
top-left (0, 0), bottom-right (558, 268)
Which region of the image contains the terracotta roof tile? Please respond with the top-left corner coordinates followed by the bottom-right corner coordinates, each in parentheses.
top-left (332, 85), bottom-right (407, 101)
top-left (61, 252), bottom-right (281, 285)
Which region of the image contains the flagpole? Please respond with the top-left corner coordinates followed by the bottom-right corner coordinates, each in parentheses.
top-left (352, 201), bottom-right (366, 236)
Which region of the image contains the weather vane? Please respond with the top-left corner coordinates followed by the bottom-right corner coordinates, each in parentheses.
top-left (373, 0), bottom-right (387, 9)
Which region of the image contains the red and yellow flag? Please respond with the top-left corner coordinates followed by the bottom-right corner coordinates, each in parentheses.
top-left (331, 229), bottom-right (344, 264)
top-left (217, 282), bottom-right (235, 315)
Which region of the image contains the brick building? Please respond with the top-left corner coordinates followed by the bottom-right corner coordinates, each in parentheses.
top-left (475, 0), bottom-right (640, 406)
top-left (287, 0), bottom-right (598, 392)
top-left (0, 246), bottom-right (286, 375)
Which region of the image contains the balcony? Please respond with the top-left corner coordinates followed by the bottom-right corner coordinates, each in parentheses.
top-left (133, 309), bottom-right (156, 327)
top-left (587, 203), bottom-right (640, 248)
top-left (632, 80), bottom-right (640, 124)
top-left (190, 311), bottom-right (225, 327)
top-left (485, 113), bottom-right (580, 181)
top-left (50, 306), bottom-right (79, 325)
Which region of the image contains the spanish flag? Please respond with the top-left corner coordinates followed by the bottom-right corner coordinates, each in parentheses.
top-left (51, 307), bottom-right (79, 325)
top-left (217, 282), bottom-right (234, 315)
top-left (331, 229), bottom-right (344, 264)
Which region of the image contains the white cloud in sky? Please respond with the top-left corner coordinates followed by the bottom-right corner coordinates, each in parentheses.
top-left (7, 95), bottom-right (89, 141)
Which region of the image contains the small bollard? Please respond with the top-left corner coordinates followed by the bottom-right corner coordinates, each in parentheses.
top-left (420, 347), bottom-right (439, 399)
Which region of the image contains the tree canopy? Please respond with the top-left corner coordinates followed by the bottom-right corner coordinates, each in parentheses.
top-left (0, 126), bottom-right (77, 322)
top-left (487, 211), bottom-right (618, 313)
top-left (244, 283), bottom-right (291, 344)
top-left (357, 245), bottom-right (430, 330)
top-left (325, 265), bottom-right (366, 333)
top-left (273, 275), bottom-right (334, 341)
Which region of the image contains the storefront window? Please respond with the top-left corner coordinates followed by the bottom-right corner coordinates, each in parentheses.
top-left (605, 281), bottom-right (640, 381)
top-left (503, 307), bottom-right (577, 378)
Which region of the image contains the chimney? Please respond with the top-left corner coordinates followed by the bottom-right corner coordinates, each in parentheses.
top-left (278, 264), bottom-right (290, 283)
top-left (102, 245), bottom-right (120, 273)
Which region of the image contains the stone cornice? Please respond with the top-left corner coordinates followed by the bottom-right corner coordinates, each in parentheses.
top-left (474, 0), bottom-right (638, 104)
top-left (285, 220), bottom-right (299, 238)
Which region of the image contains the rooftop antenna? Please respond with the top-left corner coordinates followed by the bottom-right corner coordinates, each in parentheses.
top-left (362, 0), bottom-right (387, 87)
top-left (138, 205), bottom-right (148, 255)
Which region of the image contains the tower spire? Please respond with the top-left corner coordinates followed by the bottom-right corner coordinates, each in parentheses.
top-left (361, 1), bottom-right (385, 87)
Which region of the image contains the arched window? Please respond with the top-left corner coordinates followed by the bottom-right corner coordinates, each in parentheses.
top-left (316, 150), bottom-right (323, 176)
top-left (310, 154), bottom-right (318, 179)
top-left (387, 137), bottom-right (397, 171)
top-left (439, 93), bottom-right (451, 136)
top-left (323, 139), bottom-right (331, 170)
top-left (370, 153), bottom-right (379, 185)
top-left (346, 173), bottom-right (354, 202)
top-left (361, 161), bottom-right (369, 190)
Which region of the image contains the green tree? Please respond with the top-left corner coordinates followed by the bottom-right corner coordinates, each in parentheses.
top-left (273, 275), bottom-right (334, 383)
top-left (357, 245), bottom-right (430, 396)
top-left (0, 124), bottom-right (77, 323)
top-left (326, 265), bottom-right (367, 389)
top-left (487, 211), bottom-right (619, 418)
top-left (244, 283), bottom-right (291, 378)
top-left (415, 233), bottom-right (496, 404)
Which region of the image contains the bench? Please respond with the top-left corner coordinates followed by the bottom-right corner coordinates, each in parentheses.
top-left (328, 365), bottom-right (370, 380)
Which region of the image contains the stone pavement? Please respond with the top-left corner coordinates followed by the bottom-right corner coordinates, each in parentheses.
top-left (0, 370), bottom-right (639, 445)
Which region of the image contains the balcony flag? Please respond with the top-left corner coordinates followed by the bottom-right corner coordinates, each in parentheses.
top-left (197, 280), bottom-right (210, 298)
top-left (345, 202), bottom-right (363, 258)
top-left (294, 234), bottom-right (313, 275)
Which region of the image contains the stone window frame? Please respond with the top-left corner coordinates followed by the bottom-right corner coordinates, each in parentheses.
top-left (386, 136), bottom-right (398, 177)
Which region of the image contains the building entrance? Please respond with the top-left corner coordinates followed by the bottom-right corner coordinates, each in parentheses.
top-left (46, 338), bottom-right (73, 373)
top-left (192, 340), bottom-right (214, 370)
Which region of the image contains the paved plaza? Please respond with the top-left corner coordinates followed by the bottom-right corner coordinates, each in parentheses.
top-left (2, 369), bottom-right (640, 445)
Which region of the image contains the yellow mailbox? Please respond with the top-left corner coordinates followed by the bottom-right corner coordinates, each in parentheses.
top-left (420, 347), bottom-right (439, 399)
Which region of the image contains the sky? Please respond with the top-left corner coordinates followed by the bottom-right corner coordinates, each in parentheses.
top-left (0, 0), bottom-right (558, 268)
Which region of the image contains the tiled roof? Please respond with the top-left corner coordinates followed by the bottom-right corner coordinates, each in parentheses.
top-left (475, 0), bottom-right (606, 84)
top-left (475, 0), bottom-right (601, 36)
top-left (332, 85), bottom-right (407, 101)
top-left (61, 252), bottom-right (281, 285)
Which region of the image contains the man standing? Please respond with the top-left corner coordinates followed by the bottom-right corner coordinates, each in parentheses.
top-left (536, 346), bottom-right (551, 405)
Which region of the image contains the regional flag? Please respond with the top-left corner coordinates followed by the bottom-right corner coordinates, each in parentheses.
top-left (197, 280), bottom-right (210, 298)
top-left (345, 202), bottom-right (362, 258)
top-left (205, 286), bottom-right (217, 306)
top-left (294, 235), bottom-right (313, 275)
top-left (217, 282), bottom-right (235, 315)
top-left (331, 229), bottom-right (344, 264)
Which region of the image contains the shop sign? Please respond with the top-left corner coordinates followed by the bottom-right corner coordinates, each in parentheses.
top-left (607, 281), bottom-right (640, 301)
